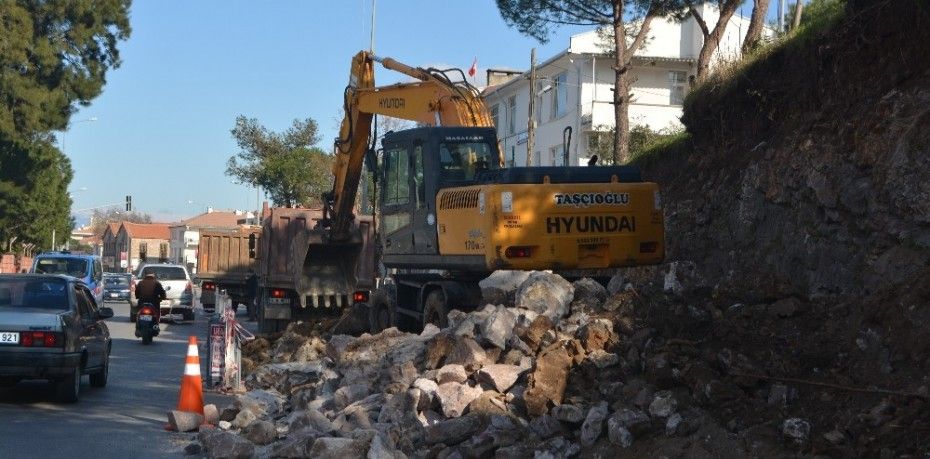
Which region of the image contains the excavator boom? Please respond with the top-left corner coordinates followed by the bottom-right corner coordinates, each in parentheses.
top-left (327, 51), bottom-right (495, 242)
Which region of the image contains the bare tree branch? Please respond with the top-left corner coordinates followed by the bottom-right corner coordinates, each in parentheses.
top-left (688, 2), bottom-right (711, 37)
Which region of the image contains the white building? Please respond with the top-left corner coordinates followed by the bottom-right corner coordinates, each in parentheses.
top-left (168, 209), bottom-right (254, 273)
top-left (482, 3), bottom-right (768, 166)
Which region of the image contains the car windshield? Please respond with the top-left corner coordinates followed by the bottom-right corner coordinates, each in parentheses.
top-left (105, 276), bottom-right (129, 286)
top-left (34, 257), bottom-right (88, 278)
top-left (0, 278), bottom-right (69, 311)
top-left (139, 266), bottom-right (186, 280)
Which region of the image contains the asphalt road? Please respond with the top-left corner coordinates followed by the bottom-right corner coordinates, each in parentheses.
top-left (0, 295), bottom-right (251, 458)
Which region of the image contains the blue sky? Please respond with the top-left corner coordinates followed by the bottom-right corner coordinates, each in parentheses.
top-left (65, 0), bottom-right (780, 224)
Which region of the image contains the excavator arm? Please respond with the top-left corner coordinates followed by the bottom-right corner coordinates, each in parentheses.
top-left (326, 50), bottom-right (495, 242)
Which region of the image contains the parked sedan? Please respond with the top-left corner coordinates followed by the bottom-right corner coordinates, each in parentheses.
top-left (102, 273), bottom-right (131, 302)
top-left (0, 274), bottom-right (113, 402)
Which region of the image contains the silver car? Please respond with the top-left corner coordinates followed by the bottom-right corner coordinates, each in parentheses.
top-left (0, 274), bottom-right (113, 402)
top-left (130, 263), bottom-right (194, 322)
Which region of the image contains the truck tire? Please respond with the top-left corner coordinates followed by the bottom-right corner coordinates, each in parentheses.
top-left (367, 289), bottom-right (395, 333)
top-left (422, 289), bottom-right (449, 329)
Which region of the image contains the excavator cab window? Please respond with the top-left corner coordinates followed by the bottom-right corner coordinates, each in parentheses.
top-left (438, 142), bottom-right (496, 182)
top-left (383, 146), bottom-right (411, 206)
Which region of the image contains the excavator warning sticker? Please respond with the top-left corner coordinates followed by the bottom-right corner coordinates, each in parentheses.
top-left (545, 215), bottom-right (635, 234)
top-left (553, 192), bottom-right (629, 207)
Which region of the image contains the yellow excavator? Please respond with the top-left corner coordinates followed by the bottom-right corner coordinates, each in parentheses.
top-left (298, 51), bottom-right (664, 331)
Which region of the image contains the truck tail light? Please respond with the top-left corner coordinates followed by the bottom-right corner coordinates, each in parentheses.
top-left (185, 281), bottom-right (193, 293)
top-left (505, 246), bottom-right (533, 258)
top-left (353, 291), bottom-right (369, 303)
top-left (21, 331), bottom-right (62, 347)
top-left (639, 241), bottom-right (658, 253)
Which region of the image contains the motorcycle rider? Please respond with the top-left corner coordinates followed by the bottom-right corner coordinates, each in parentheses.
top-left (135, 272), bottom-right (167, 322)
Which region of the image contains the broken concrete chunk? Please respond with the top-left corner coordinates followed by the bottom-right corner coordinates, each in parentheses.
top-left (167, 410), bottom-right (204, 432)
top-left (550, 404), bottom-right (585, 423)
top-left (436, 382), bottom-right (484, 418)
top-left (515, 272), bottom-right (574, 321)
top-left (648, 390), bottom-right (678, 418)
top-left (445, 336), bottom-right (487, 369)
top-left (476, 364), bottom-right (525, 393)
top-left (242, 419), bottom-right (277, 445)
top-left (437, 364), bottom-right (469, 385)
top-left (579, 402), bottom-right (609, 446)
top-left (480, 306), bottom-right (517, 349)
top-left (782, 418), bottom-right (811, 442)
top-left (523, 346), bottom-right (573, 416)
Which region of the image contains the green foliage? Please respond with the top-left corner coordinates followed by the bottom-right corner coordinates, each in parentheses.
top-left (0, 0), bottom-right (131, 138)
top-left (0, 138), bottom-right (73, 251)
top-left (628, 130), bottom-right (691, 167)
top-left (587, 124), bottom-right (685, 165)
top-left (0, 0), bottom-right (130, 252)
top-left (226, 116), bottom-right (334, 208)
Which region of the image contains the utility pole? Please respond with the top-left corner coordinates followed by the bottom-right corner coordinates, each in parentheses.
top-left (526, 48), bottom-right (536, 167)
top-left (369, 0), bottom-right (376, 53)
top-left (51, 229), bottom-right (56, 251)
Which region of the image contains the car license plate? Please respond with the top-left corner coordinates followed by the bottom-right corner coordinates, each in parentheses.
top-left (0, 332), bottom-right (19, 344)
top-left (110, 293), bottom-right (118, 298)
top-left (139, 315), bottom-right (153, 322)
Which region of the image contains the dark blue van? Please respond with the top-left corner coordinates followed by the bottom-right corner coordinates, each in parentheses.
top-left (31, 252), bottom-right (105, 304)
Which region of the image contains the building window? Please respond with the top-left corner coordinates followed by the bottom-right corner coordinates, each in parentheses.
top-left (507, 96), bottom-right (516, 135)
top-left (139, 242), bottom-right (148, 260)
top-left (551, 72), bottom-right (567, 120)
top-left (159, 243), bottom-right (168, 260)
top-left (490, 104), bottom-right (499, 131)
top-left (549, 145), bottom-right (563, 166)
top-left (668, 71), bottom-right (687, 105)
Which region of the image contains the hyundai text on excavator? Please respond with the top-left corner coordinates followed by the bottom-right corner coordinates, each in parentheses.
top-left (257, 50), bottom-right (665, 333)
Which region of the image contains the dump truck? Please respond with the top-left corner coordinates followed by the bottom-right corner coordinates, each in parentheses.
top-left (253, 205), bottom-right (376, 332)
top-left (196, 227), bottom-right (261, 313)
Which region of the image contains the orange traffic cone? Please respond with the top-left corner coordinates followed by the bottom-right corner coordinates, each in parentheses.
top-left (176, 336), bottom-right (204, 415)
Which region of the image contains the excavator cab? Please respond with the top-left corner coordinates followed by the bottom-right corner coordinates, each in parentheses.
top-left (378, 126), bottom-right (499, 262)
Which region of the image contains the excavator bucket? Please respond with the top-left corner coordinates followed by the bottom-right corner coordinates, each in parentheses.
top-left (289, 218), bottom-right (376, 310)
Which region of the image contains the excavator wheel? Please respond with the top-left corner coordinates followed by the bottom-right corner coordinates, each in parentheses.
top-left (422, 289), bottom-right (449, 329)
top-left (367, 289), bottom-right (395, 333)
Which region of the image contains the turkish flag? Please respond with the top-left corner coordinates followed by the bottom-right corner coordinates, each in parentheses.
top-left (468, 57), bottom-right (477, 77)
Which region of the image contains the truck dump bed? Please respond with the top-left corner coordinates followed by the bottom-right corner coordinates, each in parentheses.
top-left (196, 227), bottom-right (261, 282)
top-left (258, 207), bottom-right (375, 309)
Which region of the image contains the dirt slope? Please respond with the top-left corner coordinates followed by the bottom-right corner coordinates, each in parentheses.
top-left (627, 0), bottom-right (930, 456)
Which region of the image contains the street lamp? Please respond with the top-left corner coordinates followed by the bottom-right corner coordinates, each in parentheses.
top-left (60, 116), bottom-right (98, 153)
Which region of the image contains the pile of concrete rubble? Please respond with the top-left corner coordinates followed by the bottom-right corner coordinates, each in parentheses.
top-left (187, 267), bottom-right (860, 458)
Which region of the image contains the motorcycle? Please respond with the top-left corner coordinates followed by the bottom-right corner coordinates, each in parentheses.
top-left (135, 302), bottom-right (160, 344)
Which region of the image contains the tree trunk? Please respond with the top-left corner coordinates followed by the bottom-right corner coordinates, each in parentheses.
top-left (742, 0), bottom-right (771, 54)
top-left (612, 1), bottom-right (629, 164)
top-left (791, 1), bottom-right (803, 30)
top-left (695, 0), bottom-right (742, 80)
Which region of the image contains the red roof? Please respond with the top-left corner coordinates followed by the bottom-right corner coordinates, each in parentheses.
top-left (120, 222), bottom-right (170, 240)
top-left (175, 211), bottom-right (244, 229)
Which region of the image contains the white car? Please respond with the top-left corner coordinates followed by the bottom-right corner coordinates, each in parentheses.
top-left (130, 264), bottom-right (194, 322)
